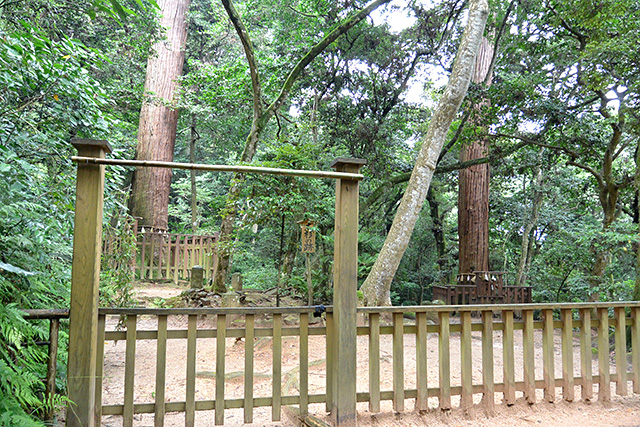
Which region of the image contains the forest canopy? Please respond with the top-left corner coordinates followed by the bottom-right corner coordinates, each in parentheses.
top-left (1, 0), bottom-right (640, 423)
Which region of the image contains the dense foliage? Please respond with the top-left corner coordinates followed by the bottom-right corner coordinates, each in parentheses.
top-left (1, 0), bottom-right (640, 423)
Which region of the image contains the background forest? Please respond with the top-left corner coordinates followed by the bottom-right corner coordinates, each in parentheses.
top-left (1, 0), bottom-right (640, 424)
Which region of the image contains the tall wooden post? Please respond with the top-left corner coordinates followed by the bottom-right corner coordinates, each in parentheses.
top-left (67, 139), bottom-right (112, 427)
top-left (330, 158), bottom-right (365, 426)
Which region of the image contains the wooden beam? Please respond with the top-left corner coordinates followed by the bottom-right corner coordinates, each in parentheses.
top-left (66, 139), bottom-right (111, 427)
top-left (330, 158), bottom-right (365, 426)
top-left (72, 156), bottom-right (364, 181)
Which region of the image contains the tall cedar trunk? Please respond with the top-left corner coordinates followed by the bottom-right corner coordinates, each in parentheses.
top-left (515, 164), bottom-right (544, 285)
top-left (211, 0), bottom-right (390, 291)
top-left (360, 0), bottom-right (489, 306)
top-left (458, 37), bottom-right (492, 274)
top-left (130, 0), bottom-right (191, 231)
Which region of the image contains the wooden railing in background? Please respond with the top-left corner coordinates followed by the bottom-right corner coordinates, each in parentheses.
top-left (103, 230), bottom-right (218, 283)
top-left (96, 302), bottom-right (640, 426)
top-left (137, 231), bottom-right (218, 282)
top-left (22, 309), bottom-right (70, 424)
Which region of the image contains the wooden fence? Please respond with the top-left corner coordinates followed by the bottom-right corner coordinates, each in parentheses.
top-left (95, 302), bottom-right (640, 426)
top-left (103, 230), bottom-right (218, 282)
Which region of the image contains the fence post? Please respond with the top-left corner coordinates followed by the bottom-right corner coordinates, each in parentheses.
top-left (330, 158), bottom-right (365, 426)
top-left (66, 139), bottom-right (111, 427)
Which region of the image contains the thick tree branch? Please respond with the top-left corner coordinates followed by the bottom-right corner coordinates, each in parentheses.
top-left (221, 0), bottom-right (262, 124)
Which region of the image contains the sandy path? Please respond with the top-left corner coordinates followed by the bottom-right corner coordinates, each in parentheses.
top-left (100, 288), bottom-right (640, 426)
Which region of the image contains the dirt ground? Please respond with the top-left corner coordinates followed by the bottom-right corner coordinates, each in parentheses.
top-left (100, 284), bottom-right (640, 426)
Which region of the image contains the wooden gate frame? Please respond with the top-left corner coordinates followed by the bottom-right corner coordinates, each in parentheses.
top-left (65, 139), bottom-right (365, 427)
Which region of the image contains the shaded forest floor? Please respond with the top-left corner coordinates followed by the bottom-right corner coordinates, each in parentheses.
top-left (99, 282), bottom-right (640, 426)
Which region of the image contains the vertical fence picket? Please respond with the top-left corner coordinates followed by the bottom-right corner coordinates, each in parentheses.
top-left (123, 315), bottom-right (137, 427)
top-left (244, 314), bottom-right (255, 424)
top-left (157, 233), bottom-right (164, 279)
top-left (300, 313), bottom-right (309, 418)
top-left (155, 315), bottom-right (168, 427)
top-left (325, 312), bottom-right (334, 414)
top-left (186, 315), bottom-right (197, 427)
top-left (272, 313), bottom-right (282, 421)
top-left (392, 312), bottom-right (404, 412)
top-left (215, 314), bottom-right (226, 425)
top-left (542, 309), bottom-right (555, 402)
top-left (460, 311), bottom-right (472, 409)
top-left (523, 309), bottom-right (535, 403)
top-left (141, 232), bottom-right (147, 279)
top-left (481, 310), bottom-right (494, 410)
top-left (94, 314), bottom-right (106, 426)
top-left (165, 234), bottom-right (171, 279)
top-left (173, 235), bottom-right (180, 283)
top-left (614, 307), bottom-right (627, 395)
top-left (579, 308), bottom-right (593, 401)
top-left (561, 309), bottom-right (574, 402)
top-left (632, 307), bottom-right (640, 393)
top-left (149, 234), bottom-right (156, 280)
top-left (368, 313), bottom-right (380, 413)
top-left (598, 308), bottom-right (611, 402)
top-left (183, 235), bottom-right (189, 279)
top-left (438, 312), bottom-right (451, 410)
top-left (503, 310), bottom-right (516, 405)
top-left (416, 312), bottom-right (428, 412)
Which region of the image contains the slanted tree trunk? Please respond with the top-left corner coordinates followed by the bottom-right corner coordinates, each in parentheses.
top-left (211, 0), bottom-right (390, 291)
top-left (130, 0), bottom-right (191, 231)
top-left (360, 0), bottom-right (489, 306)
top-left (458, 36), bottom-right (493, 274)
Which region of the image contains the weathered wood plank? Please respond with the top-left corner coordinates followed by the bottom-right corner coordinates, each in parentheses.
top-left (155, 315), bottom-right (168, 427)
top-left (438, 312), bottom-right (451, 410)
top-left (460, 310), bottom-right (472, 409)
top-left (368, 313), bottom-right (380, 413)
top-left (598, 308), bottom-right (610, 403)
top-left (123, 315), bottom-right (137, 427)
top-left (67, 139), bottom-right (110, 427)
top-left (416, 312), bottom-right (428, 412)
top-left (273, 313), bottom-right (282, 421)
top-left (215, 314), bottom-right (226, 425)
top-left (561, 309), bottom-right (574, 402)
top-left (503, 310), bottom-right (515, 405)
top-left (632, 307), bottom-right (640, 394)
top-left (614, 307), bottom-right (627, 396)
top-left (244, 314), bottom-right (255, 423)
top-left (523, 309), bottom-right (535, 404)
top-left (481, 311), bottom-right (494, 411)
top-left (542, 309), bottom-right (555, 402)
top-left (579, 308), bottom-right (593, 401)
top-left (93, 315), bottom-right (105, 426)
top-left (185, 315), bottom-right (197, 427)
top-left (299, 313), bottom-right (309, 418)
top-left (393, 312), bottom-right (404, 412)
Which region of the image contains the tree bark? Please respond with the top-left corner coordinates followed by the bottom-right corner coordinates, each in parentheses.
top-left (360, 0), bottom-right (489, 306)
top-left (130, 0), bottom-right (191, 231)
top-left (458, 36), bottom-right (492, 274)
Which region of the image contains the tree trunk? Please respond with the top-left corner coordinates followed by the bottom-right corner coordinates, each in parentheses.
top-left (458, 36), bottom-right (493, 274)
top-left (360, 0), bottom-right (489, 306)
top-left (515, 164), bottom-right (544, 285)
top-left (130, 0), bottom-right (191, 231)
top-left (190, 113), bottom-right (198, 232)
top-left (212, 0), bottom-right (390, 289)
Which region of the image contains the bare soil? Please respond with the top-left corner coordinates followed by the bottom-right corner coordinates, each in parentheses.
top-left (100, 284), bottom-right (640, 426)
